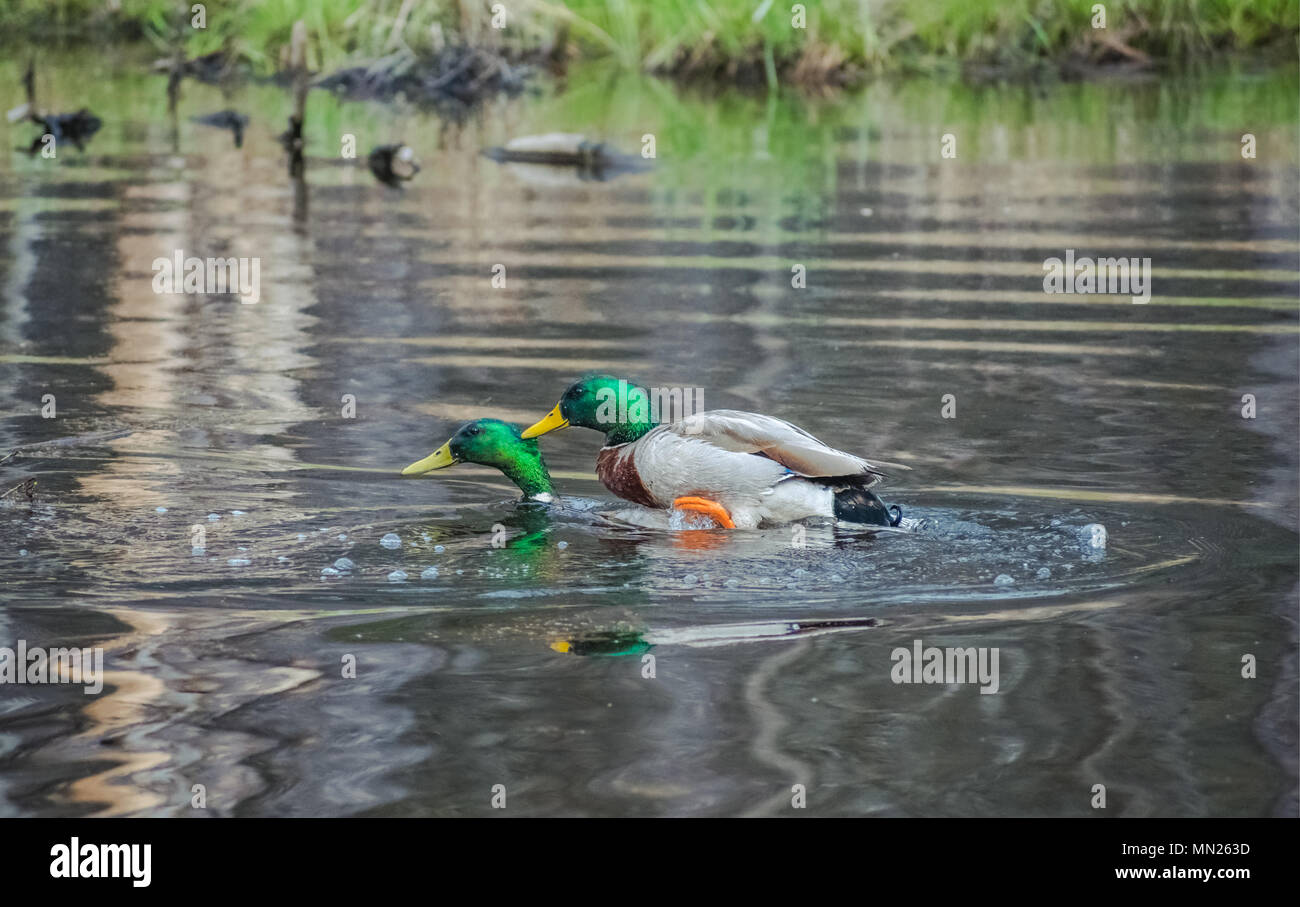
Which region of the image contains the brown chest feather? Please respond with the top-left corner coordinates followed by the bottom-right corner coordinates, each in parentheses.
top-left (596, 446), bottom-right (659, 508)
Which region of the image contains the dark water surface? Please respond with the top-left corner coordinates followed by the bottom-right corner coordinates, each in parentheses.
top-left (0, 52), bottom-right (1296, 816)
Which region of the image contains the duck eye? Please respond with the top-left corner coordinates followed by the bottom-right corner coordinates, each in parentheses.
top-left (465, 426), bottom-right (481, 436)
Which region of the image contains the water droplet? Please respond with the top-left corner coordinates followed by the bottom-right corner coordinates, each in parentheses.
top-left (994, 574), bottom-right (1015, 586)
top-left (207, 513), bottom-right (220, 521)
top-left (433, 544), bottom-right (446, 553)
top-left (1036, 567), bottom-right (1051, 580)
top-left (388, 570), bottom-right (408, 582)
top-left (1080, 523), bottom-right (1107, 549)
top-left (557, 541), bottom-right (568, 549)
top-left (320, 566), bottom-right (340, 577)
top-left (380, 533), bottom-right (402, 549)
top-left (334, 558), bottom-right (355, 571)
top-left (683, 573), bottom-right (698, 585)
top-left (228, 558), bottom-right (251, 567)
top-left (155, 506), bottom-right (168, 513)
top-left (420, 566), bottom-right (439, 579)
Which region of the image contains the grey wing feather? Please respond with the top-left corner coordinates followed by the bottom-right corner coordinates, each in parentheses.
top-left (673, 410), bottom-right (909, 479)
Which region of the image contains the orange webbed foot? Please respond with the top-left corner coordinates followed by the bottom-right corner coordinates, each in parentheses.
top-left (672, 496), bottom-right (736, 529)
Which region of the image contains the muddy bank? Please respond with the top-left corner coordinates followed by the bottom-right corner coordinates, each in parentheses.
top-left (313, 45), bottom-right (535, 117)
top-left (4, 1), bottom-right (1296, 92)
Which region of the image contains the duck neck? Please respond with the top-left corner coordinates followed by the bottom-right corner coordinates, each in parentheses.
top-left (603, 418), bottom-right (656, 446)
top-left (503, 457), bottom-right (555, 501)
top-left (594, 380), bottom-right (658, 446)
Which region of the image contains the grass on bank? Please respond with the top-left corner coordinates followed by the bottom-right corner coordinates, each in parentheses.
top-left (0, 0), bottom-right (1297, 84)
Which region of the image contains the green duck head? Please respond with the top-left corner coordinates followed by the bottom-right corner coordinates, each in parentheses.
top-left (402, 418), bottom-right (555, 501)
top-left (521, 374), bottom-right (659, 446)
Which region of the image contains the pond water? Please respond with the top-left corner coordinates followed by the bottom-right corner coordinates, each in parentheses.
top-left (0, 51), bottom-right (1296, 816)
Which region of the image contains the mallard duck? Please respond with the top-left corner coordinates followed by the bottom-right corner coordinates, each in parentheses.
top-left (401, 418), bottom-right (728, 530)
top-left (402, 419), bottom-right (555, 502)
top-left (520, 375), bottom-right (907, 529)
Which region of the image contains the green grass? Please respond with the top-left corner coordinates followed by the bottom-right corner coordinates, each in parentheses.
top-left (1, 0), bottom-right (1296, 84)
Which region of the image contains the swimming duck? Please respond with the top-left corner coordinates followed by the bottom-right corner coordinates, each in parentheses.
top-left (402, 419), bottom-right (555, 502)
top-left (520, 376), bottom-right (906, 529)
top-left (401, 418), bottom-right (727, 531)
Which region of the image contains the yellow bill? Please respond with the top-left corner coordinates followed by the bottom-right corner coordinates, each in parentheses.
top-left (520, 405), bottom-right (569, 439)
top-left (401, 442), bottom-right (456, 475)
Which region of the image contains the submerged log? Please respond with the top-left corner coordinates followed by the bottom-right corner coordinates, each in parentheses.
top-left (482, 133), bottom-right (608, 167)
top-left (150, 51), bottom-right (241, 85)
top-left (191, 110), bottom-right (249, 148)
top-left (280, 21), bottom-right (310, 177)
top-left (482, 134), bottom-right (651, 182)
top-left (10, 60), bottom-right (101, 153)
top-left (314, 45), bottom-right (530, 118)
top-left (32, 110), bottom-right (102, 150)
